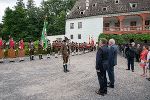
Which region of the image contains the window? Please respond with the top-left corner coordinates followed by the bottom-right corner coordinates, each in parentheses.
top-left (93, 3), bottom-right (97, 7)
top-left (145, 20), bottom-right (150, 25)
top-left (70, 23), bottom-right (74, 29)
top-left (115, 0), bottom-right (119, 4)
top-left (115, 22), bottom-right (120, 27)
top-left (80, 11), bottom-right (85, 15)
top-left (78, 22), bottom-right (82, 29)
top-left (103, 7), bottom-right (107, 11)
top-left (129, 3), bottom-right (137, 9)
top-left (130, 21), bottom-right (136, 26)
top-left (104, 23), bottom-right (110, 31)
top-left (77, 6), bottom-right (81, 9)
top-left (130, 21), bottom-right (137, 30)
top-left (78, 34), bottom-right (81, 39)
top-left (115, 22), bottom-right (120, 31)
top-left (104, 23), bottom-right (110, 27)
top-left (70, 35), bottom-right (73, 39)
top-left (145, 20), bottom-right (150, 30)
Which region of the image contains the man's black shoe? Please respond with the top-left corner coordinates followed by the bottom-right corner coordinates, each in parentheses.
top-left (104, 91), bottom-right (107, 94)
top-left (63, 65), bottom-right (66, 72)
top-left (108, 85), bottom-right (114, 88)
top-left (10, 60), bottom-right (15, 62)
top-left (66, 70), bottom-right (69, 72)
top-left (107, 82), bottom-right (110, 84)
top-left (146, 78), bottom-right (150, 81)
top-left (95, 91), bottom-right (105, 96)
top-left (132, 70), bottom-right (134, 72)
top-left (126, 69), bottom-right (130, 70)
top-left (0, 61), bottom-right (4, 63)
top-left (107, 82), bottom-right (110, 86)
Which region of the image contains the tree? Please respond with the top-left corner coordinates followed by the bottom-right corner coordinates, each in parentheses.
top-left (26, 0), bottom-right (40, 40)
top-left (1, 0), bottom-right (77, 41)
top-left (42, 0), bottom-right (76, 35)
top-left (0, 23), bottom-right (3, 37)
top-left (11, 0), bottom-right (27, 41)
top-left (2, 7), bottom-right (14, 40)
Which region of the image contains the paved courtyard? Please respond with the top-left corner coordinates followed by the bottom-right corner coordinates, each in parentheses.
top-left (0, 52), bottom-right (150, 100)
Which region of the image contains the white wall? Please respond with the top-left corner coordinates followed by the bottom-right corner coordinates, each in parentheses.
top-left (47, 35), bottom-right (65, 43)
top-left (65, 16), bottom-right (103, 43)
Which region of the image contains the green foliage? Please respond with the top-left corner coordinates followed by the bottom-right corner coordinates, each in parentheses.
top-left (1, 0), bottom-right (76, 41)
top-left (3, 41), bottom-right (52, 56)
top-left (99, 33), bottom-right (150, 44)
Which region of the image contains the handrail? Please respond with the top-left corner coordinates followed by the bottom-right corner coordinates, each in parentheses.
top-left (103, 25), bottom-right (150, 31)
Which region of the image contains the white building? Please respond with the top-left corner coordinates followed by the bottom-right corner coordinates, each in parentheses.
top-left (47, 35), bottom-right (64, 43)
top-left (65, 0), bottom-right (150, 43)
top-left (65, 16), bottom-right (103, 43)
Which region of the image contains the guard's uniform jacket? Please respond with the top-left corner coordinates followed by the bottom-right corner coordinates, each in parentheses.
top-left (61, 42), bottom-right (70, 72)
top-left (29, 42), bottom-right (35, 60)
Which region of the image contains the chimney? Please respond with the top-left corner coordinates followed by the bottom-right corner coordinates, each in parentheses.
top-left (86, 0), bottom-right (89, 10)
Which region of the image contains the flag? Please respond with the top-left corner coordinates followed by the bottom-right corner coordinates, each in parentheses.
top-left (89, 35), bottom-right (91, 44)
top-left (91, 37), bottom-right (94, 46)
top-left (41, 20), bottom-right (48, 49)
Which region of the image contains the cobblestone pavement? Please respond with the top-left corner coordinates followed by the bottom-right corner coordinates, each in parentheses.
top-left (0, 52), bottom-right (150, 100)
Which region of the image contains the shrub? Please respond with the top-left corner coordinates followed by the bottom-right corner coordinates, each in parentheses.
top-left (98, 33), bottom-right (150, 44)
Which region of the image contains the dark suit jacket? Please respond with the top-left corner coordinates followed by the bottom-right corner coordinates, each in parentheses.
top-left (96, 45), bottom-right (109, 71)
top-left (109, 45), bottom-right (118, 67)
top-left (126, 46), bottom-right (136, 58)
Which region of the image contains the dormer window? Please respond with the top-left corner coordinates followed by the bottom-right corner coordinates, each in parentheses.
top-left (115, 0), bottom-right (119, 4)
top-left (80, 11), bottom-right (85, 15)
top-left (93, 3), bottom-right (97, 7)
top-left (77, 6), bottom-right (81, 9)
top-left (103, 7), bottom-right (107, 11)
top-left (130, 3), bottom-right (137, 9)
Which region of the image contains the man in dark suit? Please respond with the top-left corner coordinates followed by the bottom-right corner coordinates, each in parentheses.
top-left (107, 39), bottom-right (118, 88)
top-left (95, 38), bottom-right (109, 96)
top-left (126, 42), bottom-right (136, 72)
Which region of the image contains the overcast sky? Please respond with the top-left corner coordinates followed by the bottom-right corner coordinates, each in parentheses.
top-left (0, 0), bottom-right (43, 23)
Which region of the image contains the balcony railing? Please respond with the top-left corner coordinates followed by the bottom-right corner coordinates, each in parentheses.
top-left (103, 25), bottom-right (150, 34)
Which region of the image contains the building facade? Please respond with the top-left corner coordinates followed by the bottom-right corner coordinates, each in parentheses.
top-left (66, 0), bottom-right (150, 43)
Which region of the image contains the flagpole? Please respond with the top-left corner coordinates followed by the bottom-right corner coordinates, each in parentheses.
top-left (41, 15), bottom-right (48, 50)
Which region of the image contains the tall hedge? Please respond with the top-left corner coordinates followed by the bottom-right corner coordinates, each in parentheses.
top-left (98, 33), bottom-right (150, 44)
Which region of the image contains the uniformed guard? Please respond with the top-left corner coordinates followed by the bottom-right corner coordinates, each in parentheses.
top-left (28, 40), bottom-right (35, 61)
top-left (8, 37), bottom-right (16, 62)
top-left (61, 38), bottom-right (70, 73)
top-left (75, 42), bottom-right (79, 55)
top-left (18, 39), bottom-right (25, 62)
top-left (54, 40), bottom-right (59, 58)
top-left (0, 38), bottom-right (4, 63)
top-left (79, 43), bottom-right (82, 55)
top-left (91, 38), bottom-right (95, 51)
top-left (83, 42), bottom-right (86, 54)
top-left (47, 40), bottom-right (51, 59)
top-left (71, 41), bottom-right (75, 56)
top-left (38, 39), bottom-right (43, 60)
top-left (57, 41), bottom-right (62, 56)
